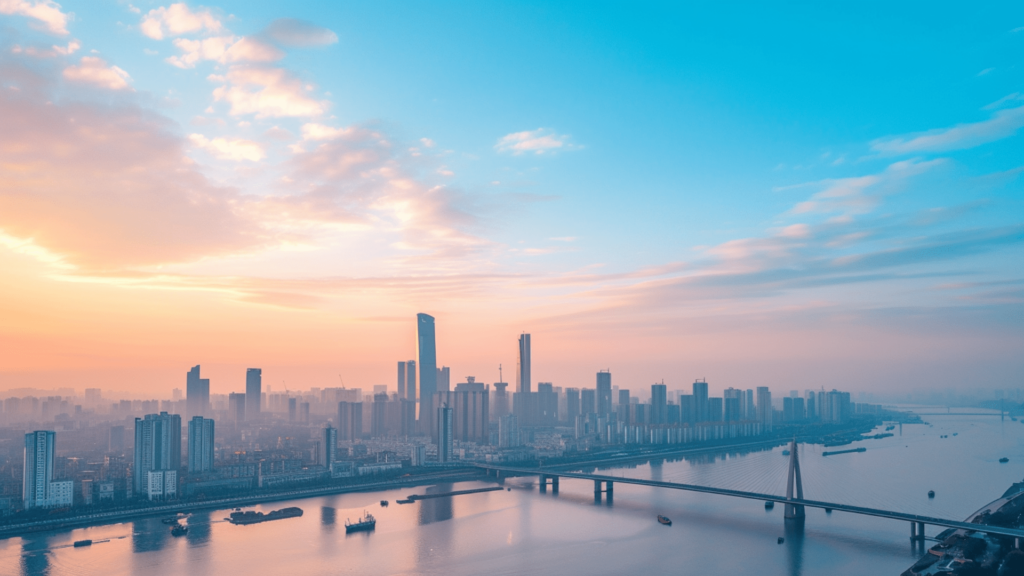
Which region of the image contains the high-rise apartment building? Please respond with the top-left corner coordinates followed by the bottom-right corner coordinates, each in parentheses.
top-left (437, 366), bottom-right (451, 393)
top-left (581, 388), bottom-right (596, 415)
top-left (228, 392), bottom-right (245, 423)
top-left (650, 383), bottom-right (667, 424)
top-left (517, 333), bottom-right (532, 394)
top-left (756, 386), bottom-right (772, 428)
top-left (23, 431), bottom-right (73, 509)
top-left (565, 387), bottom-right (581, 424)
top-left (245, 368), bottom-right (261, 420)
top-left (437, 405), bottom-right (454, 463)
top-left (498, 414), bottom-right (520, 448)
top-left (134, 412), bottom-right (181, 500)
top-left (596, 371), bottom-right (612, 416)
top-left (186, 365), bottom-right (210, 419)
top-left (417, 314), bottom-right (438, 430)
top-left (187, 416), bottom-right (215, 474)
top-left (321, 426), bottom-right (337, 465)
top-left (692, 379), bottom-right (709, 423)
top-left (492, 381), bottom-right (510, 419)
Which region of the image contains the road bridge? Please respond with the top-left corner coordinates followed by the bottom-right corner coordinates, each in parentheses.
top-left (477, 440), bottom-right (1024, 542)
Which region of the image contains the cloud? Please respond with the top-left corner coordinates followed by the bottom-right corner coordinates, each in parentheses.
top-left (495, 128), bottom-right (576, 155)
top-left (977, 67), bottom-right (994, 76)
top-left (0, 62), bottom-right (266, 271)
top-left (301, 122), bottom-right (352, 141)
top-left (189, 133), bottom-right (265, 161)
top-left (166, 35), bottom-right (284, 68)
top-left (11, 39), bottom-right (79, 57)
top-left (263, 18), bottom-right (338, 47)
top-left (0, 0), bottom-right (70, 36)
top-left (871, 105), bottom-right (1024, 154)
top-left (140, 2), bottom-right (222, 40)
top-left (62, 56), bottom-right (132, 90)
top-left (212, 66), bottom-right (326, 118)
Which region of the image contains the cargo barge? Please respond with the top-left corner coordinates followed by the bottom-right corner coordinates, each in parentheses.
top-left (227, 507), bottom-right (303, 525)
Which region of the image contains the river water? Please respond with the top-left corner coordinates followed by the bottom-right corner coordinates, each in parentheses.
top-left (2, 410), bottom-right (1022, 576)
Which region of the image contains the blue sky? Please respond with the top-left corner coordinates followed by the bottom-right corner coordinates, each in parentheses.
top-left (0, 1), bottom-right (1022, 394)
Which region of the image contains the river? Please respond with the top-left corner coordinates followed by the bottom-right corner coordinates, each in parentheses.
top-left (2, 409), bottom-right (1021, 575)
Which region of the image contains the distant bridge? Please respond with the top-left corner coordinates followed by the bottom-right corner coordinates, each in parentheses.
top-left (477, 442), bottom-right (1024, 542)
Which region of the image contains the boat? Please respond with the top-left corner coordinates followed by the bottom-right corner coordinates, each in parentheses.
top-left (765, 501), bottom-right (775, 510)
top-left (73, 539), bottom-right (92, 547)
top-left (777, 537), bottom-right (785, 544)
top-left (782, 450), bottom-right (790, 456)
top-left (824, 508), bottom-right (832, 513)
top-left (396, 499), bottom-right (414, 504)
top-left (657, 515), bottom-right (672, 526)
top-left (928, 490), bottom-right (935, 498)
top-left (345, 511), bottom-right (376, 533)
top-left (171, 524), bottom-right (188, 537)
top-left (228, 507), bottom-right (304, 525)
top-left (161, 515), bottom-right (185, 525)
top-left (380, 500), bottom-right (389, 507)
top-left (1000, 457), bottom-right (1010, 463)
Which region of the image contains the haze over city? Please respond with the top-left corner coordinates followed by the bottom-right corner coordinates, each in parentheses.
top-left (1, 2), bottom-right (1021, 398)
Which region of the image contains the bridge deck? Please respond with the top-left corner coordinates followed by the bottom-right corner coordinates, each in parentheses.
top-left (478, 464), bottom-right (1024, 539)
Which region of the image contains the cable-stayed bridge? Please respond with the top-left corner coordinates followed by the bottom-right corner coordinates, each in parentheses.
top-left (476, 440), bottom-right (1024, 542)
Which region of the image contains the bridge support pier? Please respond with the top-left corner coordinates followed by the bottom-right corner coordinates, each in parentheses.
top-left (539, 474), bottom-right (548, 493)
top-left (784, 438), bottom-right (805, 521)
top-left (918, 522), bottom-right (925, 540)
top-left (594, 480), bottom-right (602, 502)
top-left (606, 481), bottom-right (613, 503)
top-left (552, 476), bottom-right (559, 494)
top-left (911, 522), bottom-right (917, 540)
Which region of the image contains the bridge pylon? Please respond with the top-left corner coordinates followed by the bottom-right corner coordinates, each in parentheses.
top-left (784, 438), bottom-right (805, 521)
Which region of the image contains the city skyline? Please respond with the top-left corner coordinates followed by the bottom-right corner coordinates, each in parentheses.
top-left (1, 2), bottom-right (1022, 397)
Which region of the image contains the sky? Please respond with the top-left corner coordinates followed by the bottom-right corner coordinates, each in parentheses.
top-left (0, 1), bottom-right (1022, 398)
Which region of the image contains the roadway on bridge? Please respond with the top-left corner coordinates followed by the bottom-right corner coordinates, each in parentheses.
top-left (479, 464), bottom-right (1024, 539)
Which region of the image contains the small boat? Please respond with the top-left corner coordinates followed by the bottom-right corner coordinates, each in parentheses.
top-left (765, 501), bottom-right (775, 510)
top-left (171, 524), bottom-right (188, 537)
top-left (953, 433), bottom-right (958, 436)
top-left (782, 450), bottom-right (790, 456)
top-left (657, 515), bottom-right (672, 526)
top-left (928, 490), bottom-right (935, 498)
top-left (380, 500), bottom-right (389, 507)
top-left (396, 499), bottom-right (414, 504)
top-left (778, 537), bottom-right (785, 544)
top-left (161, 516), bottom-right (184, 525)
top-left (73, 540), bottom-right (92, 547)
top-left (1000, 457), bottom-right (1010, 463)
top-left (825, 508), bottom-right (832, 513)
top-left (345, 512), bottom-right (376, 533)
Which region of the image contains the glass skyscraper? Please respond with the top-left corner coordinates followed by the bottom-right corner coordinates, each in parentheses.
top-left (417, 313), bottom-right (437, 429)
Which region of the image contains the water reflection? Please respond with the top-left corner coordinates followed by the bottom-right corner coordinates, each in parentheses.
top-left (132, 518), bottom-right (169, 553)
top-left (783, 518), bottom-right (805, 576)
top-left (321, 506), bottom-right (336, 527)
top-left (19, 534), bottom-right (53, 576)
top-left (418, 484), bottom-right (454, 525)
top-left (185, 511), bottom-right (212, 545)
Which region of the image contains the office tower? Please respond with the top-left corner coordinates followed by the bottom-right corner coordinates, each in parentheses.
top-left (536, 382), bottom-right (557, 426)
top-left (650, 383), bottom-right (667, 424)
top-left (709, 397), bottom-right (723, 422)
top-left (745, 389), bottom-right (756, 419)
top-left (397, 361), bottom-right (407, 400)
top-left (321, 426), bottom-right (337, 465)
top-left (23, 431), bottom-right (73, 509)
top-left (566, 387), bottom-right (581, 424)
top-left (245, 368), bottom-right (261, 420)
top-left (498, 414), bottom-right (520, 448)
top-left (372, 393), bottom-right (388, 437)
top-left (288, 397), bottom-right (297, 422)
top-left (805, 390), bottom-right (817, 420)
top-left (756, 387), bottom-right (772, 427)
top-left (581, 388), bottom-right (596, 415)
top-left (186, 365), bottom-right (210, 419)
top-left (405, 361), bottom-right (417, 404)
top-left (108, 425), bottom-right (125, 453)
top-left (417, 314), bottom-right (438, 430)
top-left (437, 405), bottom-right (454, 463)
top-left (400, 399), bottom-right (416, 436)
top-left (492, 381), bottom-right (510, 419)
top-left (228, 392), bottom-right (245, 423)
top-left (692, 379), bottom-right (709, 423)
top-left (187, 416), bottom-right (215, 474)
top-left (516, 333), bottom-right (531, 394)
top-left (134, 412), bottom-right (181, 499)
top-left (596, 371), bottom-right (612, 416)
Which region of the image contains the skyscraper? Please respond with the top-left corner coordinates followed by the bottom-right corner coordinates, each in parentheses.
top-left (437, 405), bottom-right (454, 463)
top-left (23, 431), bottom-right (73, 509)
top-left (492, 381), bottom-right (510, 419)
top-left (650, 383), bottom-right (667, 424)
top-left (186, 365), bottom-right (210, 419)
top-left (581, 388), bottom-right (596, 415)
top-left (187, 416), bottom-right (215, 474)
top-left (228, 392), bottom-right (245, 423)
top-left (134, 412), bottom-right (181, 499)
top-left (417, 314), bottom-right (438, 430)
top-left (321, 426), bottom-right (337, 465)
top-left (437, 366), bottom-right (451, 393)
top-left (517, 333), bottom-right (531, 393)
top-left (406, 360), bottom-right (417, 403)
top-left (397, 361), bottom-right (407, 400)
top-left (756, 386), bottom-right (772, 428)
top-left (245, 368), bottom-right (261, 420)
top-left (692, 379), bottom-right (709, 423)
top-left (596, 371), bottom-right (612, 416)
